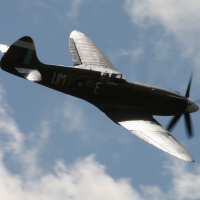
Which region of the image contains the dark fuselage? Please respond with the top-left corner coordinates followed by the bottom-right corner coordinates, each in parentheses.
top-left (32, 64), bottom-right (188, 116)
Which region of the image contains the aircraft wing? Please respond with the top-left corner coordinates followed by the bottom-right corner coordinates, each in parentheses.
top-left (69, 30), bottom-right (119, 73)
top-left (101, 106), bottom-right (194, 162)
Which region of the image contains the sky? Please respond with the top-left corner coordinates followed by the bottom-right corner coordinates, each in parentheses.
top-left (0, 0), bottom-right (200, 199)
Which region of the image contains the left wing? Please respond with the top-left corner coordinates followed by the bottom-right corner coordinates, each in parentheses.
top-left (69, 30), bottom-right (119, 74)
top-left (101, 106), bottom-right (194, 162)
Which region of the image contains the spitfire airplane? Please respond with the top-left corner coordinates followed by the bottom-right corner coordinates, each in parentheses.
top-left (0, 30), bottom-right (199, 162)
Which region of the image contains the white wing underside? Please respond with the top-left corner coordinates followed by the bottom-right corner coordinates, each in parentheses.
top-left (103, 107), bottom-right (194, 162)
top-left (119, 120), bottom-right (194, 162)
top-left (69, 30), bottom-right (119, 74)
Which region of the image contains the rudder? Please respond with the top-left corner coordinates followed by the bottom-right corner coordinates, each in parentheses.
top-left (1, 36), bottom-right (42, 81)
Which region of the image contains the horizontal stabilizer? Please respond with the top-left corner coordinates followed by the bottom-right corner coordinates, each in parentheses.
top-left (15, 68), bottom-right (42, 82)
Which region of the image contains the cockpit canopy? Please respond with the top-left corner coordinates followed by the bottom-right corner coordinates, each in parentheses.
top-left (100, 72), bottom-right (125, 84)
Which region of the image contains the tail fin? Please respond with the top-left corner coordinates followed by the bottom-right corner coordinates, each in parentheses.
top-left (1, 36), bottom-right (42, 82)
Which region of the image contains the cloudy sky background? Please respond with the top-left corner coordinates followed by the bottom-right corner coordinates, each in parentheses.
top-left (0, 0), bottom-right (200, 199)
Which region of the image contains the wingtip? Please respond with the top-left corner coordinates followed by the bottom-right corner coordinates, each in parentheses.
top-left (190, 156), bottom-right (195, 162)
top-left (186, 157), bottom-right (195, 162)
top-left (181, 154), bottom-right (195, 162)
top-left (69, 30), bottom-right (85, 39)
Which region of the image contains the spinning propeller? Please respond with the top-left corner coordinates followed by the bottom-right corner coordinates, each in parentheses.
top-left (167, 72), bottom-right (199, 138)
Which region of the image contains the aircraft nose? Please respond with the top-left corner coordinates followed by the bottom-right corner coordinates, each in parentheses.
top-left (186, 99), bottom-right (199, 113)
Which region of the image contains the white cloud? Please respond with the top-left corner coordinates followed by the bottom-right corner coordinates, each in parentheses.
top-left (165, 160), bottom-right (200, 200)
top-left (123, 0), bottom-right (200, 89)
top-left (20, 0), bottom-right (89, 23)
top-left (111, 48), bottom-right (144, 63)
top-left (0, 85), bottom-right (200, 199)
top-left (0, 155), bottom-right (143, 200)
top-left (0, 87), bottom-right (24, 154)
top-left (124, 0), bottom-right (200, 60)
top-left (66, 0), bottom-right (111, 18)
top-left (66, 0), bottom-right (88, 18)
top-left (0, 87), bottom-right (50, 178)
top-left (60, 99), bottom-right (88, 135)
top-left (140, 159), bottom-right (200, 200)
top-left (20, 0), bottom-right (53, 10)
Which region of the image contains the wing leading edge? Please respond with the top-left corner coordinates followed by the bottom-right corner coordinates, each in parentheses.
top-left (69, 30), bottom-right (119, 74)
top-left (101, 106), bottom-right (194, 162)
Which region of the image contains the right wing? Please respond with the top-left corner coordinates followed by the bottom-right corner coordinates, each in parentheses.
top-left (101, 106), bottom-right (194, 162)
top-left (69, 30), bottom-right (119, 74)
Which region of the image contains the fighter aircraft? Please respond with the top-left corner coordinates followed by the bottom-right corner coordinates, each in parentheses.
top-left (0, 30), bottom-right (199, 162)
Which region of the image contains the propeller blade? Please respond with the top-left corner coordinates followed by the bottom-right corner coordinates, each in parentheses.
top-left (185, 71), bottom-right (194, 98)
top-left (167, 114), bottom-right (182, 132)
top-left (167, 71), bottom-right (195, 138)
top-left (184, 113), bottom-right (193, 138)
